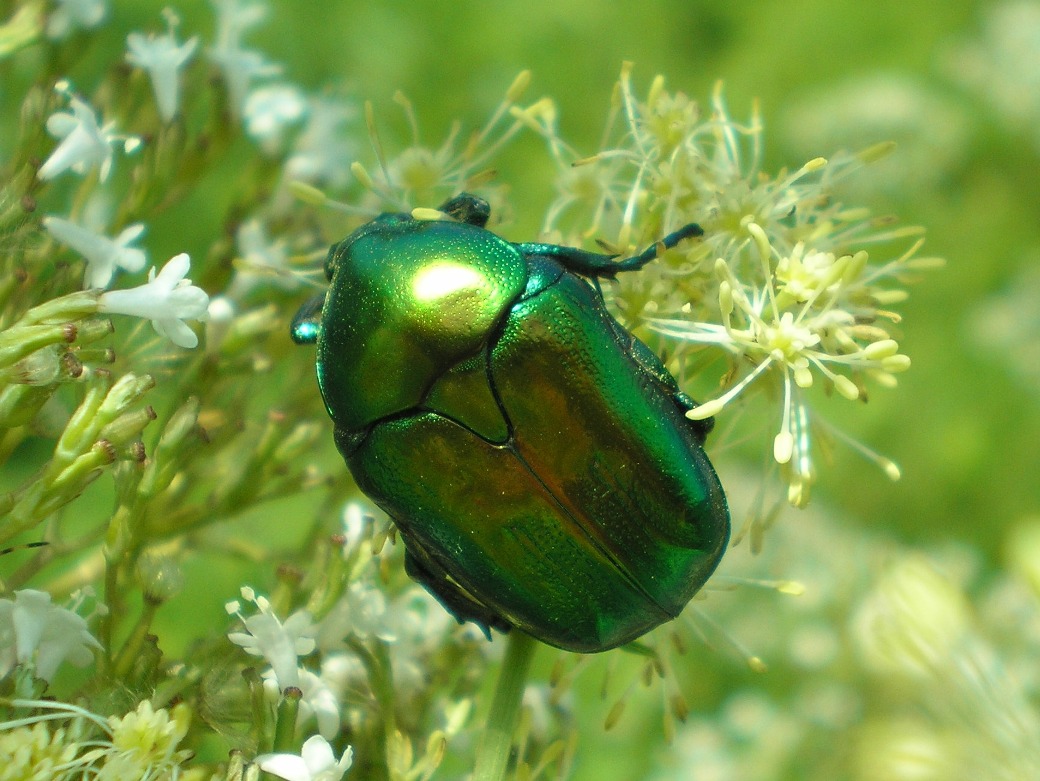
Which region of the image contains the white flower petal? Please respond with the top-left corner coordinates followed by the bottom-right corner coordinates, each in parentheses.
top-left (295, 669), bottom-right (341, 740)
top-left (47, 0), bottom-right (106, 40)
top-left (255, 735), bottom-right (353, 780)
top-left (301, 734), bottom-right (337, 772)
top-left (114, 222), bottom-right (145, 244)
top-left (257, 754), bottom-right (311, 781)
top-left (168, 286), bottom-right (210, 319)
top-left (153, 317), bottom-right (199, 349)
top-left (45, 111), bottom-right (78, 136)
top-left (155, 251), bottom-right (189, 284)
top-left (244, 84), bottom-right (307, 152)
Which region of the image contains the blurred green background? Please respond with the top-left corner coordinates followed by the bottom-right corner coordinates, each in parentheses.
top-left (8, 0), bottom-right (1040, 777)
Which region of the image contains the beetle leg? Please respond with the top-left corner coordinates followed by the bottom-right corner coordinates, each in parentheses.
top-left (671, 391), bottom-right (716, 442)
top-left (514, 242), bottom-right (623, 278)
top-left (612, 222), bottom-right (704, 272)
top-left (515, 223), bottom-right (703, 279)
top-left (290, 293), bottom-right (325, 345)
top-left (403, 545), bottom-right (511, 638)
top-left (437, 193), bottom-right (491, 227)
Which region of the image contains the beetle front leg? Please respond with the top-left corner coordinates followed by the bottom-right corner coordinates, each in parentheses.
top-left (290, 293), bottom-right (325, 345)
top-left (515, 222), bottom-right (704, 279)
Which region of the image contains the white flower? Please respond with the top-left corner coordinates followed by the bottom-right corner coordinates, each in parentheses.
top-left (316, 581), bottom-right (394, 650)
top-left (98, 253), bottom-right (210, 348)
top-left (946, 1), bottom-right (1040, 150)
top-left (208, 0), bottom-right (279, 117)
top-left (852, 556), bottom-right (970, 678)
top-left (107, 700), bottom-right (192, 768)
top-left (385, 588), bottom-right (460, 693)
top-left (38, 92), bottom-right (139, 182)
top-left (227, 587), bottom-right (316, 691)
top-left (125, 11), bottom-right (199, 123)
top-left (46, 0), bottom-right (106, 40)
top-left (211, 47), bottom-right (281, 117)
top-left (43, 215), bottom-right (147, 289)
top-left (0, 589), bottom-right (102, 683)
top-left (210, 0), bottom-right (267, 49)
top-left (228, 218), bottom-right (296, 297)
top-left (244, 84), bottom-right (308, 153)
top-left (647, 227), bottom-right (912, 505)
top-left (340, 502), bottom-right (371, 550)
top-left (257, 735), bottom-right (354, 781)
top-left (207, 295), bottom-right (236, 324)
top-left (284, 97), bottom-right (356, 188)
top-left (316, 652), bottom-right (365, 699)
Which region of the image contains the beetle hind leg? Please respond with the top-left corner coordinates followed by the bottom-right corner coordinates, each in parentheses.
top-left (403, 546), bottom-right (511, 639)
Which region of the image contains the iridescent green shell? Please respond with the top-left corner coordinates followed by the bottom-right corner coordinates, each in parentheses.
top-left (296, 198), bottom-right (729, 653)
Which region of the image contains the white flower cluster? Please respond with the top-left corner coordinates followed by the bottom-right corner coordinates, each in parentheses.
top-left (517, 65), bottom-right (940, 506)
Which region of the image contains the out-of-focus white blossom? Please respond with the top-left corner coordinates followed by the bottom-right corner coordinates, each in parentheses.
top-left (227, 218), bottom-right (297, 298)
top-left (43, 215), bottom-right (147, 289)
top-left (208, 0), bottom-right (280, 116)
top-left (38, 90), bottom-right (139, 181)
top-left (946, 0), bottom-right (1040, 150)
top-left (316, 581), bottom-right (394, 648)
top-left (284, 97), bottom-right (356, 188)
top-left (853, 556), bottom-right (970, 678)
top-left (125, 10), bottom-right (199, 123)
top-left (46, 0), bottom-right (106, 40)
top-left (245, 83), bottom-right (308, 153)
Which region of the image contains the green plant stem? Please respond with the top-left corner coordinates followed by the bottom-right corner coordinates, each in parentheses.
top-left (111, 596), bottom-right (159, 679)
top-left (272, 687), bottom-right (302, 752)
top-left (473, 630), bottom-right (538, 781)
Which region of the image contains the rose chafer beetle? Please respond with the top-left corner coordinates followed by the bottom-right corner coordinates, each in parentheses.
top-left (292, 193), bottom-right (729, 653)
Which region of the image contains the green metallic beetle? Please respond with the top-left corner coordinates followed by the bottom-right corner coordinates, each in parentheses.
top-left (292, 193), bottom-right (729, 653)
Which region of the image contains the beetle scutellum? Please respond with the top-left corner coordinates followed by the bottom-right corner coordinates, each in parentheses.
top-left (293, 193), bottom-right (728, 653)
